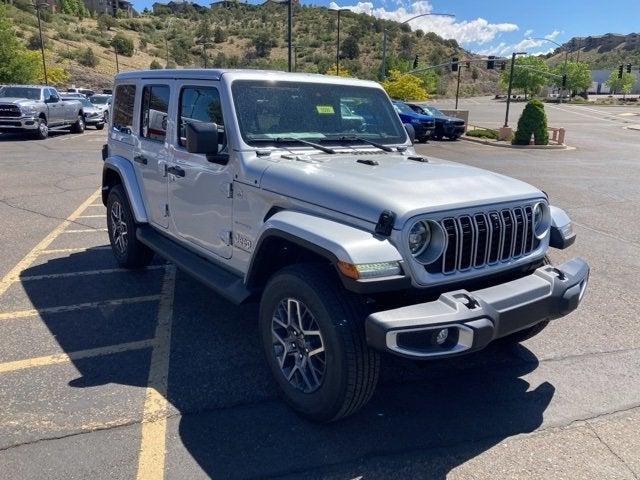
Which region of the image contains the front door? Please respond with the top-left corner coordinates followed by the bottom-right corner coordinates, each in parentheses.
top-left (46, 89), bottom-right (63, 125)
top-left (167, 82), bottom-right (233, 259)
top-left (134, 82), bottom-right (173, 228)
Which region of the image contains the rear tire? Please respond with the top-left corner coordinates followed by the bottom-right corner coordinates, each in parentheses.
top-left (106, 185), bottom-right (154, 269)
top-left (259, 264), bottom-right (380, 422)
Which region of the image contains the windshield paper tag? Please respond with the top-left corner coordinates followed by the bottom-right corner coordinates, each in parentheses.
top-left (316, 105), bottom-right (335, 114)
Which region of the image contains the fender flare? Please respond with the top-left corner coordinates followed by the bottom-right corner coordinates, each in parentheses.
top-left (102, 156), bottom-right (148, 224)
top-left (549, 205), bottom-right (576, 249)
top-left (246, 210), bottom-right (407, 292)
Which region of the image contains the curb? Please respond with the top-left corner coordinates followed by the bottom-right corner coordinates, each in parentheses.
top-left (624, 125), bottom-right (640, 131)
top-left (461, 135), bottom-right (573, 150)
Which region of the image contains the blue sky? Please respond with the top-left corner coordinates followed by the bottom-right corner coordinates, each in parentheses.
top-left (135, 0), bottom-right (640, 56)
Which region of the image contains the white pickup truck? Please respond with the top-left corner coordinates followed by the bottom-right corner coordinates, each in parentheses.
top-left (0, 85), bottom-right (85, 139)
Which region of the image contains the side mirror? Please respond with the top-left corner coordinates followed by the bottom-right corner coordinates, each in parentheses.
top-left (404, 123), bottom-right (416, 144)
top-left (185, 121), bottom-right (228, 164)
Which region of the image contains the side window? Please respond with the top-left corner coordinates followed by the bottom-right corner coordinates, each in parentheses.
top-left (178, 86), bottom-right (225, 150)
top-left (140, 84), bottom-right (170, 142)
top-left (112, 84), bottom-right (136, 134)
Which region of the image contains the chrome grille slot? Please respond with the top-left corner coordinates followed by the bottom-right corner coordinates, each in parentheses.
top-left (425, 203), bottom-right (540, 275)
top-left (0, 105), bottom-right (22, 118)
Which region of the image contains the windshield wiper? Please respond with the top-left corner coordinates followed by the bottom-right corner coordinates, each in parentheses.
top-left (335, 135), bottom-right (395, 152)
top-left (273, 137), bottom-right (336, 154)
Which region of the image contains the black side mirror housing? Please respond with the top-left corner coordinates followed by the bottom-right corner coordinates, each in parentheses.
top-left (186, 122), bottom-right (219, 155)
top-left (404, 123), bottom-right (416, 144)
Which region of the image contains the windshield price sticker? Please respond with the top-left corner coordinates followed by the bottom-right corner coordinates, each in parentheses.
top-left (316, 105), bottom-right (335, 114)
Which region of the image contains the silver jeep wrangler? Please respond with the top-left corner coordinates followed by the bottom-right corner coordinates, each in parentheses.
top-left (102, 69), bottom-right (588, 422)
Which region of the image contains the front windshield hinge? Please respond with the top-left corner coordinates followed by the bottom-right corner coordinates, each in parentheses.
top-left (226, 183), bottom-right (234, 198)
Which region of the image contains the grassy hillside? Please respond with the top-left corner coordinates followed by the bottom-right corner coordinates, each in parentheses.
top-left (5, 0), bottom-right (500, 95)
top-left (544, 33), bottom-right (640, 69)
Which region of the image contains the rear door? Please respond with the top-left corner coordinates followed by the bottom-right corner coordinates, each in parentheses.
top-left (167, 81), bottom-right (233, 258)
top-left (134, 82), bottom-right (173, 229)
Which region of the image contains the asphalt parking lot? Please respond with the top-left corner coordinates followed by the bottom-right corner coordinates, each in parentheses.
top-left (1, 100), bottom-right (640, 480)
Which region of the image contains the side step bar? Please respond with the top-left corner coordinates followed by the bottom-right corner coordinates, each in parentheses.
top-left (137, 225), bottom-right (253, 305)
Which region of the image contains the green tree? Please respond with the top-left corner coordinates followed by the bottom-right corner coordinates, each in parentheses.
top-left (213, 26), bottom-right (226, 43)
top-left (605, 70), bottom-right (635, 95)
top-left (27, 32), bottom-right (48, 50)
top-left (111, 33), bottom-right (134, 56)
top-left (97, 13), bottom-right (118, 31)
top-left (340, 35), bottom-right (359, 60)
top-left (196, 18), bottom-right (213, 47)
top-left (513, 99), bottom-right (549, 145)
top-left (382, 69), bottom-right (428, 101)
top-left (552, 61), bottom-right (591, 93)
top-left (150, 59), bottom-right (162, 69)
top-left (0, 6), bottom-right (41, 84)
top-left (251, 31), bottom-right (276, 58)
top-left (500, 56), bottom-right (549, 98)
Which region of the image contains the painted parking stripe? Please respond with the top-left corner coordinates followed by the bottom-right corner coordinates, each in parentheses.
top-left (0, 190), bottom-right (101, 296)
top-left (0, 339), bottom-right (155, 374)
top-left (18, 264), bottom-right (165, 282)
top-left (136, 265), bottom-right (176, 480)
top-left (77, 214), bottom-right (106, 219)
top-left (0, 295), bottom-right (162, 320)
top-left (62, 228), bottom-right (108, 233)
top-left (40, 245), bottom-right (111, 255)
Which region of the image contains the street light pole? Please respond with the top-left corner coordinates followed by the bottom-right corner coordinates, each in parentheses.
top-left (455, 62), bottom-right (462, 109)
top-left (287, 0), bottom-right (292, 72)
top-left (379, 12), bottom-right (454, 80)
top-left (114, 43), bottom-right (119, 73)
top-left (33, 1), bottom-right (48, 85)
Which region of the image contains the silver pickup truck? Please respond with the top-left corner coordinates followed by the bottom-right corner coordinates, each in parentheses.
top-left (0, 85), bottom-right (86, 139)
top-left (102, 69), bottom-right (589, 422)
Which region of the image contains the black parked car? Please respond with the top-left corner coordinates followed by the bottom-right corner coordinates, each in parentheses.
top-left (407, 103), bottom-right (466, 140)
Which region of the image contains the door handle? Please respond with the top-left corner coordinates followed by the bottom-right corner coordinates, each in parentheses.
top-left (133, 155), bottom-right (148, 165)
top-left (166, 165), bottom-right (186, 177)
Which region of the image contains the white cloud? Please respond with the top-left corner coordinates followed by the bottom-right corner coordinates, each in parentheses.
top-left (544, 30), bottom-right (561, 40)
top-left (524, 29), bottom-right (533, 37)
top-left (328, 1), bottom-right (518, 45)
top-left (477, 30), bottom-right (563, 57)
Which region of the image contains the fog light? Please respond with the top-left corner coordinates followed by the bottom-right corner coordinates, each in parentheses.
top-left (435, 328), bottom-right (449, 345)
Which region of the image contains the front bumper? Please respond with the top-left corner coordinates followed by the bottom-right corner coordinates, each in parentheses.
top-left (0, 116), bottom-right (38, 130)
top-left (84, 114), bottom-right (104, 125)
top-left (442, 123), bottom-right (466, 136)
top-left (413, 122), bottom-right (435, 138)
top-left (366, 257), bottom-right (589, 359)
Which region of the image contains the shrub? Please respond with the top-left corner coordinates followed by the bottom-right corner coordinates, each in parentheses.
top-left (111, 33), bottom-right (134, 56)
top-left (27, 32), bottom-right (47, 50)
top-left (513, 99), bottom-right (549, 145)
top-left (78, 47), bottom-right (98, 67)
top-left (466, 128), bottom-right (499, 140)
top-left (150, 59), bottom-right (162, 69)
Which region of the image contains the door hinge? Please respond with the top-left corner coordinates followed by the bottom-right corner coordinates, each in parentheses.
top-left (164, 204), bottom-right (170, 217)
top-left (221, 230), bottom-right (233, 246)
top-left (225, 182), bottom-right (234, 198)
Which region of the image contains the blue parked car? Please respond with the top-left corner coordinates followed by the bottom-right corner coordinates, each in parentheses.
top-left (407, 103), bottom-right (466, 141)
top-left (391, 100), bottom-right (435, 142)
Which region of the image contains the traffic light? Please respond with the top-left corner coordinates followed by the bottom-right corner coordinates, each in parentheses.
top-left (627, 64), bottom-right (632, 74)
top-left (500, 61), bottom-right (507, 71)
top-left (618, 65), bottom-right (624, 79)
top-left (413, 55), bottom-right (419, 69)
top-left (451, 57), bottom-right (458, 72)
top-left (561, 74), bottom-right (567, 88)
top-left (487, 55), bottom-right (495, 70)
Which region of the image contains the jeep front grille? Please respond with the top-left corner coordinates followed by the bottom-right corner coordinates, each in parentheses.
top-left (427, 205), bottom-right (538, 275)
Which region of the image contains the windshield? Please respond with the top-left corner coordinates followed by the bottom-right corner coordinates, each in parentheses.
top-left (392, 101), bottom-right (416, 115)
top-left (232, 80), bottom-right (406, 146)
top-left (422, 106), bottom-right (444, 116)
top-left (0, 87), bottom-right (41, 100)
top-left (90, 96), bottom-right (110, 105)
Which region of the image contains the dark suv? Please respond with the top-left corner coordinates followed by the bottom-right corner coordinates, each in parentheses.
top-left (408, 103), bottom-right (466, 140)
top-left (392, 100), bottom-right (434, 142)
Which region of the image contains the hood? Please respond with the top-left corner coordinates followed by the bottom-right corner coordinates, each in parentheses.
top-left (260, 152), bottom-right (543, 227)
top-left (0, 98), bottom-right (35, 105)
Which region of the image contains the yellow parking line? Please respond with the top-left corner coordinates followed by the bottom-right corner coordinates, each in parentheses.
top-left (77, 214), bottom-right (106, 219)
top-left (0, 339), bottom-right (155, 374)
top-left (136, 265), bottom-right (176, 480)
top-left (0, 295), bottom-right (162, 320)
top-left (87, 203), bottom-right (105, 208)
top-left (62, 228), bottom-right (108, 234)
top-left (18, 265), bottom-right (165, 282)
top-left (40, 246), bottom-right (111, 254)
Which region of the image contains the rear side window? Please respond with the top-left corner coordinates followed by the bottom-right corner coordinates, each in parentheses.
top-left (178, 86), bottom-right (225, 149)
top-left (141, 85), bottom-right (170, 142)
top-left (112, 84), bottom-right (136, 134)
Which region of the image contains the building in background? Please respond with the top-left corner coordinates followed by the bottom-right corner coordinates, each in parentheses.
top-left (588, 69), bottom-right (640, 94)
top-left (83, 0), bottom-right (134, 17)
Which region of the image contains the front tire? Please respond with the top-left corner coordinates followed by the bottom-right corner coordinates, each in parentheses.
top-left (71, 114), bottom-right (85, 133)
top-left (95, 122), bottom-right (105, 130)
top-left (106, 185), bottom-right (154, 268)
top-left (259, 264), bottom-right (380, 422)
top-left (33, 117), bottom-right (48, 140)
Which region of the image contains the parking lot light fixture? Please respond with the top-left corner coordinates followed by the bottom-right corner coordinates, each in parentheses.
top-left (268, 0), bottom-right (294, 72)
top-left (32, 1), bottom-right (49, 85)
top-left (331, 7), bottom-right (350, 76)
top-left (380, 12), bottom-right (454, 80)
top-left (504, 52), bottom-right (528, 128)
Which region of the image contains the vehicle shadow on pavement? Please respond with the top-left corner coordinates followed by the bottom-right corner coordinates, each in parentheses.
top-left (20, 250), bottom-right (554, 480)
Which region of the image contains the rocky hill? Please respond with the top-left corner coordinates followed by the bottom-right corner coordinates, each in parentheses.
top-left (5, 0), bottom-right (499, 95)
top-left (545, 33), bottom-right (640, 69)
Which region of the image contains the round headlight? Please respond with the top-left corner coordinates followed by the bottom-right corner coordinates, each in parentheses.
top-left (408, 221), bottom-right (431, 256)
top-left (532, 202), bottom-right (550, 239)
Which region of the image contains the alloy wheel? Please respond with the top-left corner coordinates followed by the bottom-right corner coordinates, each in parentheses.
top-left (271, 298), bottom-right (326, 393)
top-left (110, 200), bottom-right (128, 254)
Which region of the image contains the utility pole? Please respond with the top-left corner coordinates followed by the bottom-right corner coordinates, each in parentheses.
top-left (33, 1), bottom-right (48, 85)
top-left (455, 62), bottom-right (462, 109)
top-left (333, 8), bottom-right (348, 75)
top-left (504, 52), bottom-right (526, 128)
top-left (268, 0), bottom-right (293, 72)
top-left (114, 43), bottom-right (119, 73)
